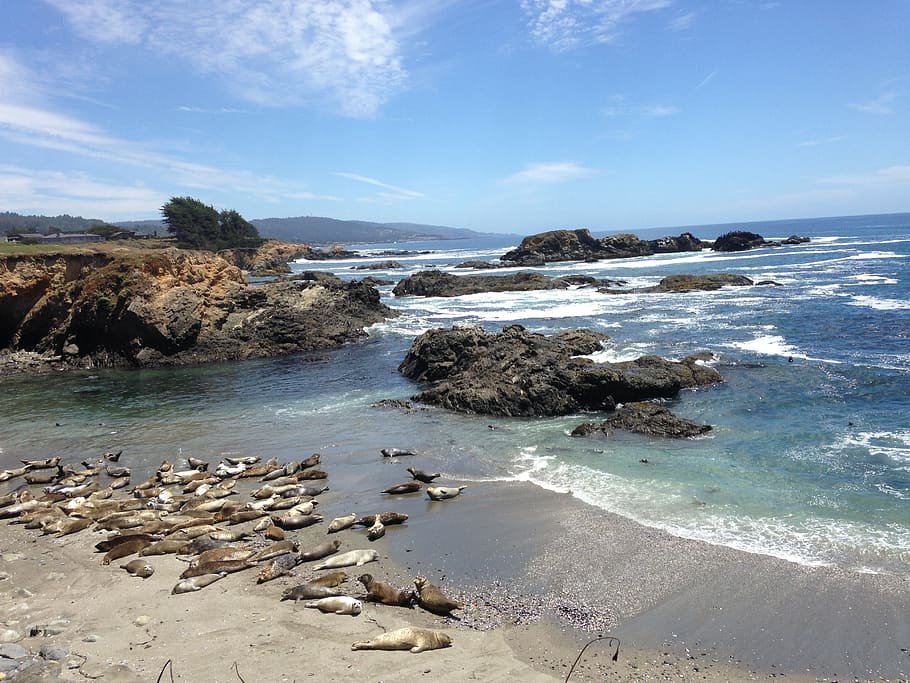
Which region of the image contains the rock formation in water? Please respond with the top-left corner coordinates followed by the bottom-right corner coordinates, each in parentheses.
top-left (712, 231), bottom-right (810, 252)
top-left (392, 270), bottom-right (622, 297)
top-left (599, 273), bottom-right (755, 295)
top-left (571, 401), bottom-right (712, 438)
top-left (0, 246), bottom-right (395, 373)
top-left (398, 325), bottom-right (720, 417)
top-left (500, 229), bottom-right (706, 266)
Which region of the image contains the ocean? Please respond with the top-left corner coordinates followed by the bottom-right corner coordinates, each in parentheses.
top-left (1, 212), bottom-right (908, 576)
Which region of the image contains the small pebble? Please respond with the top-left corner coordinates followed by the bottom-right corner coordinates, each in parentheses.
top-left (133, 615), bottom-right (151, 627)
top-left (82, 634), bottom-right (99, 643)
top-left (0, 554), bottom-right (24, 562)
top-left (13, 589), bottom-right (33, 599)
top-left (0, 631), bottom-right (22, 644)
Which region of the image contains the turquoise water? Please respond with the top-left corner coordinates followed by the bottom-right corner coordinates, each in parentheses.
top-left (2, 213), bottom-right (908, 575)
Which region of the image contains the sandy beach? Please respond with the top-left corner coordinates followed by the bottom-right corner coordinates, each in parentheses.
top-left (1, 461), bottom-right (909, 682)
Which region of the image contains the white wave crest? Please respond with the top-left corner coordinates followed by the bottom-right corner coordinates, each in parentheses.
top-left (848, 295), bottom-right (910, 311)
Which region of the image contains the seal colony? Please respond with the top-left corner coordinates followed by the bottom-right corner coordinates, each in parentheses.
top-left (0, 446), bottom-right (471, 671)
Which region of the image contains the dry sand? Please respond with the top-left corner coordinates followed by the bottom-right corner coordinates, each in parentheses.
top-left (1, 473), bottom-right (909, 682)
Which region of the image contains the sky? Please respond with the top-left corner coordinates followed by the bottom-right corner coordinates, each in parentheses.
top-left (0, 0), bottom-right (908, 234)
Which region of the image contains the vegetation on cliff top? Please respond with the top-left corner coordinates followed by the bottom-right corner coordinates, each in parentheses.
top-left (161, 196), bottom-right (263, 251)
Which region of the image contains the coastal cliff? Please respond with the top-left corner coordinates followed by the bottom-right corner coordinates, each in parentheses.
top-left (0, 246), bottom-right (395, 372)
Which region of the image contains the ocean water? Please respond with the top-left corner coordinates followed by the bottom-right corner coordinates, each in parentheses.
top-left (1, 213), bottom-right (908, 576)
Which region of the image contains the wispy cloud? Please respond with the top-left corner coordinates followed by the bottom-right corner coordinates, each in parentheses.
top-left (668, 11), bottom-right (696, 31)
top-left (503, 161), bottom-right (597, 184)
top-left (603, 95), bottom-right (678, 118)
top-left (848, 92), bottom-right (898, 115)
top-left (798, 135), bottom-right (844, 147)
top-left (693, 69), bottom-right (718, 92)
top-left (42, 0), bottom-right (410, 117)
top-left (0, 165), bottom-right (163, 217)
top-left (177, 106), bottom-right (246, 114)
top-left (335, 172), bottom-right (425, 199)
top-left (816, 165), bottom-right (910, 187)
top-left (521, 0), bottom-right (672, 52)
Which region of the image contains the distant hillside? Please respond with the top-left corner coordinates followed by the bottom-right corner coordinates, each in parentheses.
top-left (3, 211), bottom-right (488, 244)
top-left (250, 216), bottom-right (488, 244)
top-left (0, 211), bottom-right (104, 233)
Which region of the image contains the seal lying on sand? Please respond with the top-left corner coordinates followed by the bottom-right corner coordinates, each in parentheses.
top-left (406, 467), bottom-right (441, 483)
top-left (120, 558), bottom-right (154, 578)
top-left (351, 627), bottom-right (452, 653)
top-left (304, 596), bottom-right (362, 616)
top-left (172, 572), bottom-right (227, 594)
top-left (358, 574), bottom-right (414, 606)
top-left (414, 575), bottom-right (463, 616)
top-left (327, 513), bottom-right (357, 533)
top-left (314, 549), bottom-right (378, 570)
top-left (280, 583), bottom-right (343, 602)
top-left (426, 485), bottom-right (466, 501)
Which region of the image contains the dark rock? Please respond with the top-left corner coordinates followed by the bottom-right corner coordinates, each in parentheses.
top-left (571, 401), bottom-right (712, 438)
top-left (359, 276), bottom-right (393, 287)
top-left (393, 270), bottom-right (570, 297)
top-left (500, 229), bottom-right (706, 265)
top-left (712, 231), bottom-right (810, 252)
top-left (712, 231), bottom-right (765, 252)
top-left (302, 248), bottom-right (363, 260)
top-left (371, 399), bottom-right (414, 411)
top-left (755, 280), bottom-right (783, 287)
top-left (399, 325), bottom-right (721, 417)
top-left (352, 261), bottom-right (403, 270)
top-left (455, 260), bottom-right (500, 269)
top-left (600, 273), bottom-right (753, 294)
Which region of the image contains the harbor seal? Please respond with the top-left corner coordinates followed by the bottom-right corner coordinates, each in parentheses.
top-left (358, 574), bottom-right (415, 606)
top-left (355, 512), bottom-right (409, 527)
top-left (327, 513), bottom-right (357, 533)
top-left (257, 553), bottom-right (300, 583)
top-left (314, 549), bottom-right (378, 570)
top-left (172, 572), bottom-right (227, 594)
top-left (351, 627), bottom-right (452, 653)
top-left (120, 559), bottom-right (154, 578)
top-left (273, 512), bottom-right (323, 530)
top-left (102, 537), bottom-right (152, 564)
top-left (280, 583), bottom-right (342, 602)
top-left (304, 596), bottom-right (362, 616)
top-left (366, 518), bottom-right (385, 541)
top-left (300, 453), bottom-right (321, 468)
top-left (381, 448), bottom-right (416, 458)
top-left (414, 575), bottom-right (463, 616)
top-left (382, 482), bottom-right (422, 495)
top-left (406, 467), bottom-right (441, 483)
top-left (307, 570), bottom-right (347, 587)
top-left (180, 559), bottom-right (255, 579)
top-left (297, 538), bottom-right (342, 563)
top-left (426, 485), bottom-right (466, 501)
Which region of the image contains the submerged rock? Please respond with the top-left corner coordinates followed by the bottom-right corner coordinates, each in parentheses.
top-left (712, 231), bottom-right (810, 252)
top-left (601, 273), bottom-right (754, 294)
top-left (399, 325), bottom-right (721, 417)
top-left (393, 270), bottom-right (623, 297)
top-left (571, 401), bottom-right (712, 438)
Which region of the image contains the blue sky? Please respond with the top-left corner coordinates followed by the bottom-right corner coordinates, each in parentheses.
top-left (1, 1), bottom-right (908, 234)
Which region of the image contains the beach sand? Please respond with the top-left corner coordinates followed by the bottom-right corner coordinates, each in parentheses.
top-left (1, 472), bottom-right (908, 682)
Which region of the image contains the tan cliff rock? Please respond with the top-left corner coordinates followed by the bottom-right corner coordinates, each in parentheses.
top-left (0, 246), bottom-right (395, 373)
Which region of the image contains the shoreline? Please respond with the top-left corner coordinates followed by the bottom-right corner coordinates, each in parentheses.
top-left (3, 462), bottom-right (908, 681)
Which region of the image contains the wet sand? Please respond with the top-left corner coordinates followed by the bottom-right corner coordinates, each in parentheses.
top-left (1, 466), bottom-right (908, 681)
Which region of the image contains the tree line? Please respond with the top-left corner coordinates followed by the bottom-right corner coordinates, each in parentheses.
top-left (161, 197), bottom-right (262, 250)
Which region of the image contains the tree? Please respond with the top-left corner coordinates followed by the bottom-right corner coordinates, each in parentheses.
top-left (161, 197), bottom-right (262, 250)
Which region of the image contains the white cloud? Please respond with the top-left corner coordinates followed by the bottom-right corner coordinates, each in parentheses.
top-left (521, 0), bottom-right (672, 52)
top-left (798, 136), bottom-right (843, 147)
top-left (335, 172), bottom-right (425, 199)
top-left (848, 92), bottom-right (898, 115)
top-left (503, 161), bottom-right (597, 184)
top-left (816, 165), bottom-right (910, 187)
top-left (42, 0), bottom-right (409, 117)
top-left (668, 11), bottom-right (696, 31)
top-left (0, 165), bottom-right (164, 218)
top-left (603, 96), bottom-right (678, 118)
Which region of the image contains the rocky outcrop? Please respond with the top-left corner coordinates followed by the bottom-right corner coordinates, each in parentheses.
top-left (600, 273), bottom-right (754, 294)
top-left (392, 270), bottom-right (623, 298)
top-left (501, 229), bottom-right (705, 266)
top-left (571, 401), bottom-right (712, 438)
top-left (398, 325), bottom-right (721, 417)
top-left (712, 231), bottom-right (810, 252)
top-left (0, 248), bottom-right (395, 372)
top-left (219, 240), bottom-right (312, 276)
top-left (352, 261), bottom-right (403, 270)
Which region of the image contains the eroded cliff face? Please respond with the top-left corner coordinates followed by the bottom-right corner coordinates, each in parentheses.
top-left (0, 247), bottom-right (395, 372)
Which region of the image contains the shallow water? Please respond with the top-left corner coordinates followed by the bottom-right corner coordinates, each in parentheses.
top-left (2, 212), bottom-right (908, 575)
